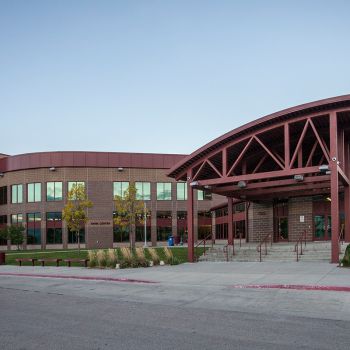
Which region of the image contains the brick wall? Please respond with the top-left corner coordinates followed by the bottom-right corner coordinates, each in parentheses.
top-left (288, 197), bottom-right (313, 241)
top-left (248, 201), bottom-right (274, 242)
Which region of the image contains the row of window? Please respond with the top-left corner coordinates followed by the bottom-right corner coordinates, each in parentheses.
top-left (0, 182), bottom-right (211, 204)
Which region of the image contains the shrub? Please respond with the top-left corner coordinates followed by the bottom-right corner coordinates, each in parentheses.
top-left (120, 247), bottom-right (133, 268)
top-left (88, 250), bottom-right (97, 268)
top-left (106, 249), bottom-right (118, 268)
top-left (135, 248), bottom-right (148, 267)
top-left (96, 249), bottom-right (107, 268)
top-left (148, 248), bottom-right (160, 265)
top-left (342, 244), bottom-right (350, 267)
top-left (163, 247), bottom-right (174, 265)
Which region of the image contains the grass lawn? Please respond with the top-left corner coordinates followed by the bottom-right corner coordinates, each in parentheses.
top-left (2, 247), bottom-right (204, 267)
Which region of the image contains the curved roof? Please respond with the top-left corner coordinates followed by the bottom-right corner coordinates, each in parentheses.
top-left (167, 94), bottom-right (350, 179)
top-left (0, 151), bottom-right (186, 173)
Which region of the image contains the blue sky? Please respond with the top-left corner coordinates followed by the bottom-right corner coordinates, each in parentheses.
top-left (1, 0), bottom-right (350, 156)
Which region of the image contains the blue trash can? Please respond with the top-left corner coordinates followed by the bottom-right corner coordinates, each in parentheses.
top-left (168, 236), bottom-right (174, 247)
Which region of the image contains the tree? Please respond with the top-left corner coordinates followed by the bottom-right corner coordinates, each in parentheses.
top-left (62, 183), bottom-right (93, 254)
top-left (0, 225), bottom-right (25, 250)
top-left (113, 183), bottom-right (147, 249)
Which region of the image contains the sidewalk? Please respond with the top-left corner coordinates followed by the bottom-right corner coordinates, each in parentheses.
top-left (0, 261), bottom-right (349, 288)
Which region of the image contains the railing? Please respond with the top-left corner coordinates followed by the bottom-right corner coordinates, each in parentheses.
top-left (256, 233), bottom-right (272, 262)
top-left (194, 233), bottom-right (214, 261)
top-left (294, 230), bottom-right (307, 262)
top-left (339, 224), bottom-right (345, 246)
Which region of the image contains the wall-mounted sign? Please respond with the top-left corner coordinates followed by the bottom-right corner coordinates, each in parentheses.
top-left (300, 215), bottom-right (305, 223)
top-left (88, 220), bottom-right (112, 226)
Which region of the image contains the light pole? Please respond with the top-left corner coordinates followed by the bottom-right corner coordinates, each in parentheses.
top-left (144, 202), bottom-right (147, 248)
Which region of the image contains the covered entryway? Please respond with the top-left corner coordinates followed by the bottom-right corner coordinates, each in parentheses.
top-left (168, 95), bottom-right (350, 263)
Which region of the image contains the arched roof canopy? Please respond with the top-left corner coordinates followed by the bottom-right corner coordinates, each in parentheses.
top-left (167, 95), bottom-right (350, 201)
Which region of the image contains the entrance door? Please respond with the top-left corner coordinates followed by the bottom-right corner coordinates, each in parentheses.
top-left (274, 217), bottom-right (288, 242)
top-left (314, 215), bottom-right (326, 240)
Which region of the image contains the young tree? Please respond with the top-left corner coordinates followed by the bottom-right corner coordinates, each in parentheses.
top-left (62, 183), bottom-right (93, 254)
top-left (113, 183), bottom-right (147, 249)
top-left (0, 225), bottom-right (25, 250)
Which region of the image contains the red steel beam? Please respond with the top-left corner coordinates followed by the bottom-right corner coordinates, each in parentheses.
top-left (227, 137), bottom-right (253, 176)
top-left (227, 197), bottom-right (233, 246)
top-left (284, 123), bottom-right (290, 169)
top-left (345, 141), bottom-right (350, 242)
top-left (309, 118), bottom-right (330, 162)
top-left (330, 112), bottom-right (340, 263)
top-left (187, 170), bottom-right (194, 263)
top-left (290, 119), bottom-right (309, 168)
top-left (254, 135), bottom-right (284, 169)
top-left (197, 166), bottom-right (321, 187)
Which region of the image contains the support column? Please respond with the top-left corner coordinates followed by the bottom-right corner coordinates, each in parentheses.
top-left (344, 141), bottom-right (350, 242)
top-left (330, 112), bottom-right (340, 263)
top-left (227, 197), bottom-right (233, 246)
top-left (187, 171), bottom-right (194, 263)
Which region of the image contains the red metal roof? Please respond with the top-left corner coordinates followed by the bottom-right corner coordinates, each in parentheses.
top-left (0, 151), bottom-right (186, 173)
top-left (167, 94), bottom-right (350, 179)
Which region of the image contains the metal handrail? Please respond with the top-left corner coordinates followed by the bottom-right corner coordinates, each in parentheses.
top-left (339, 224), bottom-right (344, 246)
top-left (256, 233), bottom-right (272, 262)
top-left (294, 230), bottom-right (307, 262)
top-left (223, 244), bottom-right (230, 262)
top-left (194, 233), bottom-right (213, 260)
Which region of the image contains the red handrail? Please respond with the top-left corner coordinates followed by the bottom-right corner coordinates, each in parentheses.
top-left (194, 233), bottom-right (213, 260)
top-left (256, 233), bottom-right (272, 262)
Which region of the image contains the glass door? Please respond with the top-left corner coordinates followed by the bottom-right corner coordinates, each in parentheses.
top-left (314, 215), bottom-right (325, 240)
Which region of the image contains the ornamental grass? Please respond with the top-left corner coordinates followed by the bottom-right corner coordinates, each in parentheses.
top-left (135, 247), bottom-right (148, 267)
top-left (96, 249), bottom-right (107, 268)
top-left (106, 249), bottom-right (118, 268)
top-left (88, 250), bottom-right (97, 268)
top-left (147, 248), bottom-right (160, 265)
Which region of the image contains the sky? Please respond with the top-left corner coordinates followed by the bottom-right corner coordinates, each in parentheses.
top-left (1, 0), bottom-right (350, 156)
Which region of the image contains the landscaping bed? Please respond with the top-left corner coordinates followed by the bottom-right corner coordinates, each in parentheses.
top-left (2, 247), bottom-right (204, 267)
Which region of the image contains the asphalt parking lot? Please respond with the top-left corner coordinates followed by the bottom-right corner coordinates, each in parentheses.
top-left (1, 262), bottom-right (350, 349)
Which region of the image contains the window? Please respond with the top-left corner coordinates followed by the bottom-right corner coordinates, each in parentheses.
top-left (113, 181), bottom-right (129, 199)
top-left (47, 182), bottom-right (63, 201)
top-left (176, 182), bottom-right (187, 200)
top-left (27, 213), bottom-right (41, 244)
top-left (46, 212), bottom-right (62, 244)
top-left (198, 190), bottom-right (212, 201)
top-left (0, 186), bottom-right (7, 205)
top-left (157, 183), bottom-right (172, 200)
top-left (27, 183), bottom-right (41, 202)
top-left (11, 184), bottom-right (23, 203)
top-left (156, 211), bottom-right (172, 241)
top-left (135, 182), bottom-right (151, 200)
top-left (135, 226), bottom-right (151, 242)
top-left (68, 228), bottom-right (85, 244)
top-left (0, 215), bottom-right (7, 245)
top-left (68, 181), bottom-right (85, 200)
top-left (11, 214), bottom-right (23, 225)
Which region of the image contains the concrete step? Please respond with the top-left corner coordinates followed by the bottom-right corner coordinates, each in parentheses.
top-left (198, 242), bottom-right (342, 263)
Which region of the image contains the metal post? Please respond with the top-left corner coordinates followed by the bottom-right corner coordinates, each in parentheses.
top-left (187, 170), bottom-right (194, 263)
top-left (144, 202), bottom-right (147, 248)
top-left (330, 112), bottom-right (340, 263)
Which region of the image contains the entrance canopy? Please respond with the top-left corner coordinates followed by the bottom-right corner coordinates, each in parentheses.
top-left (168, 95), bottom-right (350, 201)
top-left (167, 95), bottom-right (350, 263)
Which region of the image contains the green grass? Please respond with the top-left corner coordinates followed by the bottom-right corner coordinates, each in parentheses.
top-left (3, 247), bottom-right (204, 267)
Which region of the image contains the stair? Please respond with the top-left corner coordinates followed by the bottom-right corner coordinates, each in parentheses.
top-left (198, 241), bottom-right (344, 263)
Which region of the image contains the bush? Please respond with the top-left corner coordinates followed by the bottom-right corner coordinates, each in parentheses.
top-left (106, 249), bottom-right (118, 268)
top-left (96, 249), bottom-right (107, 268)
top-left (147, 248), bottom-right (160, 265)
top-left (342, 244), bottom-right (350, 267)
top-left (88, 250), bottom-right (97, 268)
top-left (135, 248), bottom-right (148, 267)
top-left (163, 247), bottom-right (174, 265)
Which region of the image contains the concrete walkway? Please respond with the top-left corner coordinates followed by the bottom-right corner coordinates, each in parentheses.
top-left (0, 261), bottom-right (349, 287)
